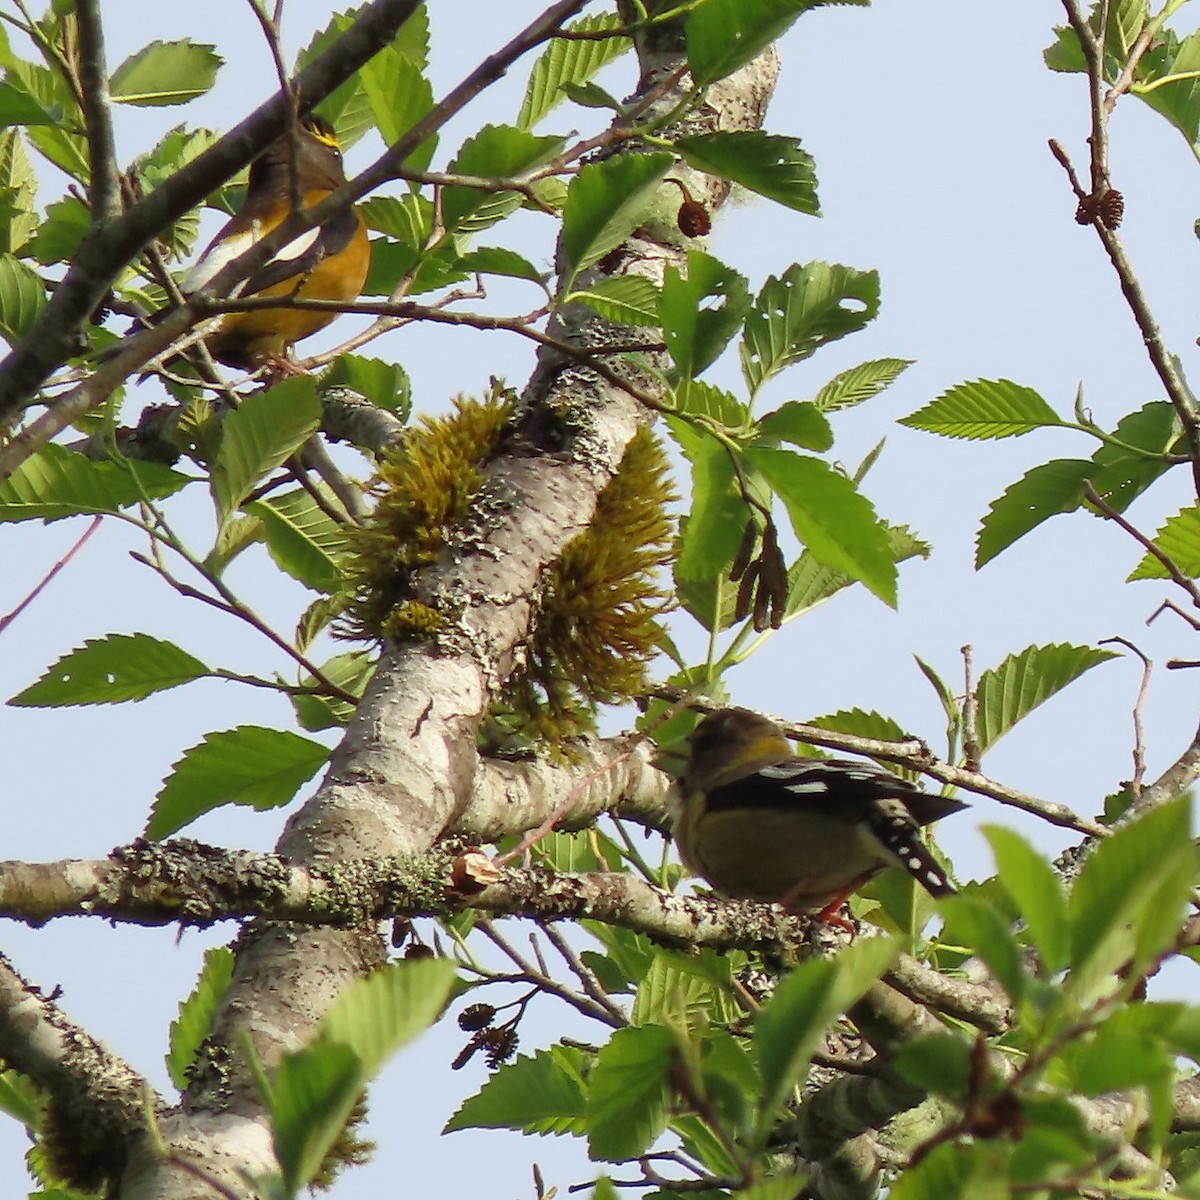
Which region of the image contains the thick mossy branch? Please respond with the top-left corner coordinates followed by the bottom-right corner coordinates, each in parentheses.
top-left (342, 392), bottom-right (676, 739)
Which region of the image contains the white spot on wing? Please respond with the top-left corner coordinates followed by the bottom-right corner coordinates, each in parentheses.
top-left (183, 221), bottom-right (261, 291)
top-left (273, 227), bottom-right (320, 264)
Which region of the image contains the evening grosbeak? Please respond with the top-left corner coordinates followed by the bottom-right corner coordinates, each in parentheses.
top-left (670, 708), bottom-right (965, 918)
top-left (177, 114), bottom-right (370, 371)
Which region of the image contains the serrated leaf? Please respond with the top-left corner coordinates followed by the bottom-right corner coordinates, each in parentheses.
top-left (974, 642), bottom-right (1118, 754)
top-left (1137, 27), bottom-right (1200, 146)
top-left (749, 447), bottom-right (897, 605)
top-left (785, 524), bottom-right (928, 620)
top-left (322, 958), bottom-right (456, 1079)
top-left (661, 250), bottom-right (751, 380)
top-left (755, 938), bottom-right (895, 1126)
top-left (975, 458), bottom-right (1093, 568)
top-left (518, 12), bottom-right (630, 128)
top-left (295, 10), bottom-right (377, 149)
top-left (10, 634), bottom-right (209, 707)
top-left (1069, 796), bottom-right (1195, 988)
top-left (815, 357), bottom-right (912, 411)
top-left (677, 131), bottom-right (819, 214)
top-left (570, 275), bottom-right (662, 326)
top-left (166, 947), bottom-right (234, 1090)
top-left (456, 245), bottom-right (546, 284)
top-left (741, 262), bottom-right (879, 394)
top-left (442, 125), bottom-right (565, 236)
top-left (686, 0), bottom-right (866, 86)
top-left (0, 252), bottom-right (45, 345)
top-left (268, 1042), bottom-right (364, 1193)
top-left (210, 377), bottom-right (322, 525)
top-left (558, 152), bottom-right (673, 282)
top-left (292, 650), bottom-right (374, 731)
top-left (940, 894), bottom-right (1028, 1005)
top-left (444, 1046), bottom-right (589, 1135)
top-left (0, 443), bottom-right (191, 522)
top-left (0, 129), bottom-right (37, 254)
top-left (1087, 399), bottom-right (1181, 512)
top-left (245, 489), bottom-right (350, 594)
top-left (110, 40), bottom-right (222, 106)
top-left (984, 826), bottom-right (1069, 973)
top-left (1129, 503), bottom-right (1200, 580)
top-left (321, 353), bottom-right (411, 417)
top-left (146, 726), bottom-right (329, 839)
top-left (587, 1025), bottom-right (673, 1161)
top-left (24, 196), bottom-right (88, 265)
top-left (359, 42), bottom-right (435, 168)
top-left (900, 379), bottom-right (1062, 439)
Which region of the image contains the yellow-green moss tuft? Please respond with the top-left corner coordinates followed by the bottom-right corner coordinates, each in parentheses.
top-left (341, 387), bottom-right (515, 641)
top-left (381, 600), bottom-right (446, 642)
top-left (501, 426), bottom-right (677, 742)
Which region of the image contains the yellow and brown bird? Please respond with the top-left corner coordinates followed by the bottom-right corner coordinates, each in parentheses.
top-left (670, 708), bottom-right (966, 921)
top-left (179, 114), bottom-right (370, 372)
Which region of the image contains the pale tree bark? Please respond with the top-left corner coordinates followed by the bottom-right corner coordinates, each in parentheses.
top-left (95, 13), bottom-right (781, 1199)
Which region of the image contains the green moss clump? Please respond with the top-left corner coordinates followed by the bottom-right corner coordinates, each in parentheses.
top-left (500, 426), bottom-right (677, 744)
top-left (340, 387), bottom-right (514, 641)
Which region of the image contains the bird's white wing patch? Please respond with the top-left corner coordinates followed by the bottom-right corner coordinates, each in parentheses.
top-left (183, 221), bottom-right (262, 292)
top-left (272, 227), bottom-right (321, 263)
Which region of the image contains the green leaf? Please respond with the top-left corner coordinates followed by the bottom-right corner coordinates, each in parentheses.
top-left (444, 1045), bottom-right (589, 1135)
top-left (974, 642), bottom-right (1118, 754)
top-left (245, 489), bottom-right (351, 595)
top-left (109, 40), bottom-right (222, 106)
top-left (686, 0), bottom-right (866, 87)
top-left (668, 415), bottom-right (746, 630)
top-left (748, 447), bottom-right (897, 605)
top-left (0, 252), bottom-right (45, 345)
top-left (268, 1042), bottom-right (364, 1193)
top-left (758, 401), bottom-right (833, 451)
top-left (940, 894), bottom-right (1028, 1005)
top-left (442, 125), bottom-right (565, 235)
top-left (587, 1025), bottom-right (673, 1161)
top-left (890, 1140), bottom-right (1010, 1200)
top-left (677, 131), bottom-right (819, 214)
top-left (755, 938), bottom-right (895, 1127)
top-left (984, 826), bottom-right (1070, 973)
top-left (146, 726), bottom-right (329, 839)
top-left (1069, 796), bottom-right (1195, 986)
top-left (814, 357), bottom-right (912, 411)
top-left (24, 196), bottom-right (88, 265)
top-left (785, 524), bottom-right (928, 620)
top-left (292, 651), bottom-right (374, 732)
top-left (322, 958), bottom-right (457, 1079)
top-left (893, 1033), bottom-right (973, 1099)
top-left (1087, 399), bottom-right (1181, 512)
top-left (166, 948), bottom-right (234, 1090)
top-left (0, 80), bottom-right (58, 125)
top-left (558, 152), bottom-right (674, 282)
top-left (900, 379), bottom-right (1062, 439)
top-left (456, 245), bottom-right (546, 285)
top-left (570, 275), bottom-right (662, 326)
top-left (1055, 1009), bottom-right (1173, 1096)
top-left (975, 458), bottom-right (1092, 568)
top-left (1129, 502), bottom-right (1200, 580)
top-left (741, 262), bottom-right (880, 393)
top-left (1137, 27), bottom-right (1200, 147)
top-left (210, 377), bottom-right (322, 525)
top-left (0, 443), bottom-right (190, 522)
top-left (295, 11), bottom-right (377, 149)
top-left (0, 1069), bottom-right (42, 1129)
top-left (321, 353), bottom-right (411, 417)
top-left (518, 12), bottom-right (630, 129)
top-left (660, 250), bottom-right (751, 380)
top-left (10, 634), bottom-right (208, 707)
top-left (0, 129), bottom-right (37, 254)
top-left (359, 43), bottom-right (436, 169)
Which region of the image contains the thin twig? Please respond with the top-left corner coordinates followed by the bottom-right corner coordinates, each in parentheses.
top-left (74, 0), bottom-right (121, 222)
top-left (1084, 481), bottom-right (1200, 607)
top-left (0, 515), bottom-right (102, 636)
top-left (1099, 637), bottom-right (1150, 793)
